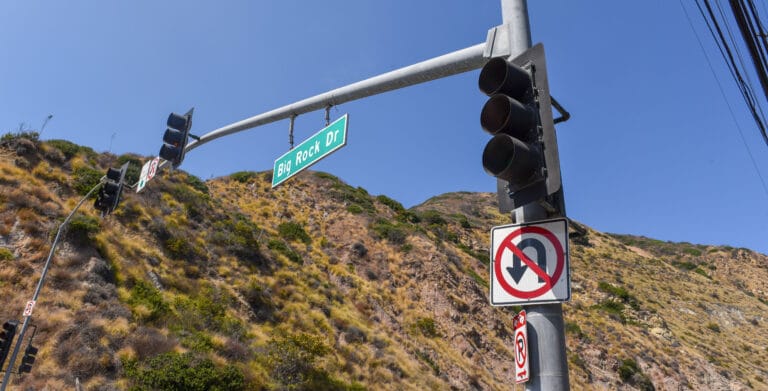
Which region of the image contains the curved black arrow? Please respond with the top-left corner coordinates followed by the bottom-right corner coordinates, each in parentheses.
top-left (506, 238), bottom-right (547, 284)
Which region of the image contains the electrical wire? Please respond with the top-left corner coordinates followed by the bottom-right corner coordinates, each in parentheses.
top-left (694, 0), bottom-right (768, 145)
top-left (714, 0), bottom-right (768, 124)
top-left (679, 0), bottom-right (768, 198)
top-left (728, 0), bottom-right (768, 143)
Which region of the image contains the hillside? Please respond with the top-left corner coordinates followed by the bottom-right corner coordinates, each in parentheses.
top-left (0, 132), bottom-right (767, 390)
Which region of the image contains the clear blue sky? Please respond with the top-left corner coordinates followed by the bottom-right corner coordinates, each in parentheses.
top-left (2, 1), bottom-right (767, 254)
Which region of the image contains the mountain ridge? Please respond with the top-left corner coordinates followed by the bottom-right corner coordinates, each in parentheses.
top-left (0, 132), bottom-right (766, 390)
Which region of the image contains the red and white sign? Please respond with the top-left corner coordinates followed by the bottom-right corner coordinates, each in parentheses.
top-left (490, 218), bottom-right (570, 306)
top-left (137, 157), bottom-right (160, 193)
top-left (514, 310), bottom-right (529, 383)
top-left (23, 300), bottom-right (36, 317)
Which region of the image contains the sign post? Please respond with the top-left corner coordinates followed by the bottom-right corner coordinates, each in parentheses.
top-left (272, 114), bottom-right (348, 187)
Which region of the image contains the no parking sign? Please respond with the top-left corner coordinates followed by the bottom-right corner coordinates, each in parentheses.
top-left (490, 218), bottom-right (570, 306)
top-left (514, 310), bottom-right (529, 383)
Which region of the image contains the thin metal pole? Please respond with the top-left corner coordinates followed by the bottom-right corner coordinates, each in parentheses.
top-left (138, 42), bottom-right (487, 186)
top-left (183, 43), bottom-right (486, 155)
top-left (0, 182), bottom-right (103, 390)
top-left (501, 0), bottom-right (570, 389)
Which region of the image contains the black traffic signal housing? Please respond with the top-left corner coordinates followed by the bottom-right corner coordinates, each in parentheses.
top-left (159, 108), bottom-right (194, 168)
top-left (0, 320), bottom-right (19, 370)
top-left (18, 343), bottom-right (37, 374)
top-left (94, 162), bottom-right (129, 215)
top-left (479, 43), bottom-right (562, 213)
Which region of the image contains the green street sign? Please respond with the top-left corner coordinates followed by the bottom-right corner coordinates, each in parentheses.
top-left (272, 114), bottom-right (348, 187)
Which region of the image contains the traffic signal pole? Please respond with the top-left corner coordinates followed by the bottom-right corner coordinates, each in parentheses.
top-left (501, 0), bottom-right (570, 389)
top-left (0, 182), bottom-right (103, 390)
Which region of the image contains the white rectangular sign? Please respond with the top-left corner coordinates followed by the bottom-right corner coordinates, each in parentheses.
top-left (136, 157), bottom-right (160, 193)
top-left (23, 300), bottom-right (36, 317)
top-left (514, 310), bottom-right (529, 383)
top-left (490, 218), bottom-right (570, 306)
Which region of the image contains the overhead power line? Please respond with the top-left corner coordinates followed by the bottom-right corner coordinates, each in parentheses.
top-left (680, 0), bottom-right (768, 198)
top-left (694, 0), bottom-right (768, 146)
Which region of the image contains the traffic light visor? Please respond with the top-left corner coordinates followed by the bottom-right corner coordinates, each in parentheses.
top-left (163, 128), bottom-right (185, 145)
top-left (167, 112), bottom-right (190, 131)
top-left (482, 134), bottom-right (540, 189)
top-left (159, 144), bottom-right (182, 161)
top-left (480, 94), bottom-right (535, 137)
top-left (479, 57), bottom-right (531, 98)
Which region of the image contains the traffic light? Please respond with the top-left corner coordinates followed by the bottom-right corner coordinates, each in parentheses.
top-left (94, 162), bottom-right (129, 215)
top-left (18, 343), bottom-right (37, 374)
top-left (159, 108), bottom-right (194, 168)
top-left (0, 320), bottom-right (18, 370)
top-left (478, 43), bottom-right (562, 213)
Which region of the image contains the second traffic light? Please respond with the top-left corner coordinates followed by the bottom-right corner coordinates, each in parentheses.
top-left (94, 162), bottom-right (129, 215)
top-left (0, 320), bottom-right (18, 370)
top-left (18, 343), bottom-right (37, 374)
top-left (159, 108), bottom-right (194, 168)
top-left (478, 43), bottom-right (562, 213)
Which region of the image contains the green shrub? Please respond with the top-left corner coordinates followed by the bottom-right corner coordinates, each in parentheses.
top-left (46, 139), bottom-right (81, 159)
top-left (456, 214), bottom-right (471, 228)
top-left (694, 267), bottom-right (712, 279)
top-left (73, 166), bottom-right (104, 195)
top-left (457, 243), bottom-right (488, 265)
top-left (419, 210), bottom-right (447, 226)
top-left (347, 204), bottom-right (363, 214)
top-left (185, 174), bottom-right (209, 194)
top-left (230, 171), bottom-right (258, 183)
top-left (370, 219), bottom-right (408, 244)
top-left (706, 322), bottom-right (721, 333)
top-left (598, 281), bottom-right (639, 310)
top-left (268, 239), bottom-right (301, 264)
top-left (683, 247), bottom-right (702, 256)
top-left (617, 358), bottom-right (654, 390)
top-left (0, 248), bottom-right (14, 261)
top-left (376, 195), bottom-right (405, 213)
top-left (618, 358), bottom-right (639, 382)
top-left (243, 282), bottom-right (279, 323)
top-left (66, 214), bottom-right (100, 244)
top-left (277, 222), bottom-right (311, 244)
top-left (180, 331), bottom-right (216, 352)
top-left (212, 215), bottom-right (263, 265)
top-left (329, 184), bottom-right (375, 213)
top-left (1, 131), bottom-right (38, 143)
top-left (396, 210), bottom-right (421, 224)
top-left (598, 281), bottom-right (630, 301)
top-left (128, 280), bottom-right (169, 321)
top-left (565, 321), bottom-right (583, 337)
top-left (164, 236), bottom-right (193, 259)
top-left (413, 317), bottom-right (439, 337)
top-left (124, 352), bottom-right (245, 391)
top-left (264, 334), bottom-right (330, 387)
top-left (314, 172), bottom-right (340, 182)
top-left (672, 260), bottom-right (697, 270)
top-left (594, 299), bottom-right (625, 322)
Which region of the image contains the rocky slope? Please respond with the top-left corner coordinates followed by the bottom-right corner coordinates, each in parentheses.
top-left (0, 133), bottom-right (766, 390)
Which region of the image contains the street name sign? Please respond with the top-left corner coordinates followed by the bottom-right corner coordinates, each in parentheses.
top-left (272, 114), bottom-right (348, 187)
top-left (514, 310), bottom-right (529, 383)
top-left (490, 218), bottom-right (570, 306)
top-left (136, 156), bottom-right (160, 193)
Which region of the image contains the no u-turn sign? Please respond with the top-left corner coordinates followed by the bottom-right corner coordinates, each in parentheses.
top-left (490, 218), bottom-right (570, 306)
